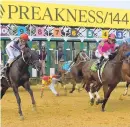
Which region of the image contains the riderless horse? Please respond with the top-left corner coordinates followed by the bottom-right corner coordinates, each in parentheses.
top-left (58, 51), bottom-right (90, 93)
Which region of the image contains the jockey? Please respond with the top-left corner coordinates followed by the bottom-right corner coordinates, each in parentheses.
top-left (95, 33), bottom-right (118, 68)
top-left (4, 33), bottom-right (29, 69)
top-left (41, 75), bottom-right (60, 97)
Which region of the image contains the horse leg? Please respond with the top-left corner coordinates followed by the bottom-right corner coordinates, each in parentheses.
top-left (102, 85), bottom-right (116, 112)
top-left (94, 91), bottom-right (101, 105)
top-left (1, 78), bottom-right (9, 99)
top-left (90, 81), bottom-right (101, 105)
top-left (12, 86), bottom-right (24, 120)
top-left (1, 86), bottom-right (9, 99)
top-left (123, 82), bottom-right (129, 96)
top-left (85, 82), bottom-right (95, 106)
top-left (63, 84), bottom-right (67, 95)
top-left (97, 83), bottom-right (108, 105)
top-left (69, 80), bottom-right (76, 93)
top-left (23, 81), bottom-right (36, 111)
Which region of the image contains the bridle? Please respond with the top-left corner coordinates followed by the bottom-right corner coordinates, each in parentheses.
top-left (76, 52), bottom-right (90, 66)
top-left (21, 51), bottom-right (40, 71)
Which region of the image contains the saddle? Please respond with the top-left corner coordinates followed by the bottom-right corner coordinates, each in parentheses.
top-left (90, 59), bottom-right (108, 83)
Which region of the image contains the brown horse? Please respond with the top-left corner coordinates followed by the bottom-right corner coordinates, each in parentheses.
top-left (58, 51), bottom-right (90, 93)
top-left (121, 55), bottom-right (130, 95)
top-left (82, 43), bottom-right (130, 111)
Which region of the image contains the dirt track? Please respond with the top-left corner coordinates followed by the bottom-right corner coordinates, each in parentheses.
top-left (1, 83), bottom-right (130, 127)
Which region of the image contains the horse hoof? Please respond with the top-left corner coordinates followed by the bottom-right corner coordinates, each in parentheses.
top-left (32, 107), bottom-right (37, 111)
top-left (19, 116), bottom-right (24, 120)
top-left (55, 93), bottom-right (59, 96)
top-left (123, 93), bottom-right (127, 96)
top-left (119, 95), bottom-right (123, 100)
top-left (102, 109), bottom-right (105, 112)
top-left (95, 100), bottom-right (100, 105)
top-left (90, 98), bottom-right (94, 106)
top-left (32, 105), bottom-right (37, 111)
top-left (69, 91), bottom-right (73, 93)
top-left (78, 89), bottom-right (80, 93)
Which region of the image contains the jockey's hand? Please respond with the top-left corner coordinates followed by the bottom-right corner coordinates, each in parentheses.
top-left (109, 54), bottom-right (114, 60)
top-left (101, 53), bottom-right (104, 56)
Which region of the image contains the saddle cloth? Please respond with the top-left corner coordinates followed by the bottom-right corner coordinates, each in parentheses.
top-left (90, 60), bottom-right (108, 83)
top-left (62, 61), bottom-right (72, 72)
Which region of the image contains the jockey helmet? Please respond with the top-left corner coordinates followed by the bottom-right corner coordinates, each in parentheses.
top-left (108, 33), bottom-right (116, 40)
top-left (20, 33), bottom-right (29, 41)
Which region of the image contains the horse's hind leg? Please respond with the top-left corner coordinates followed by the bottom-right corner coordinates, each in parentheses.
top-left (12, 86), bottom-right (24, 120)
top-left (1, 78), bottom-right (9, 99)
top-left (23, 81), bottom-right (36, 111)
top-left (1, 86), bottom-right (9, 99)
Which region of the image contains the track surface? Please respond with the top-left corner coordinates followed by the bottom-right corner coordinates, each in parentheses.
top-left (1, 84), bottom-right (130, 127)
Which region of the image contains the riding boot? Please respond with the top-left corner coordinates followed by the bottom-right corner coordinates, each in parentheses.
top-left (96, 56), bottom-right (104, 69)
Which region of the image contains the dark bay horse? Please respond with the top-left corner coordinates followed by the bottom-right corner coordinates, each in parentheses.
top-left (121, 55), bottom-right (130, 95)
top-left (58, 51), bottom-right (90, 93)
top-left (82, 43), bottom-right (130, 111)
top-left (1, 48), bottom-right (41, 120)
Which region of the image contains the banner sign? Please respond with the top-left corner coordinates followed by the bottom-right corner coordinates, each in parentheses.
top-left (1, 1), bottom-right (130, 29)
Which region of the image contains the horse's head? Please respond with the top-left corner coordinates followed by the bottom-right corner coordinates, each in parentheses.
top-left (22, 48), bottom-right (41, 71)
top-left (117, 43), bottom-right (130, 61)
top-left (76, 51), bottom-right (90, 63)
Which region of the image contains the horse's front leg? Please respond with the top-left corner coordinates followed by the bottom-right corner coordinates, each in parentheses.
top-left (85, 82), bottom-right (95, 106)
top-left (102, 85), bottom-right (116, 112)
top-left (69, 80), bottom-right (76, 93)
top-left (12, 86), bottom-right (24, 120)
top-left (23, 81), bottom-right (36, 111)
top-left (1, 86), bottom-right (9, 99)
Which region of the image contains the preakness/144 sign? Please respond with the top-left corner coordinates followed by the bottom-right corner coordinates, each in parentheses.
top-left (1, 1), bottom-right (130, 29)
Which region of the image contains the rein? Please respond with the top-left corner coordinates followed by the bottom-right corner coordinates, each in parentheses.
top-left (21, 51), bottom-right (39, 71)
top-left (21, 51), bottom-right (28, 64)
top-left (75, 52), bottom-right (90, 66)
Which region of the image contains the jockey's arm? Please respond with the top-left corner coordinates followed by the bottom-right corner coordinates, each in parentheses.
top-left (97, 41), bottom-right (104, 55)
top-left (13, 40), bottom-right (21, 51)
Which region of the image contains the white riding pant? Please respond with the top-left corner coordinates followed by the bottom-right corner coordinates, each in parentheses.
top-left (95, 50), bottom-right (110, 59)
top-left (48, 78), bottom-right (59, 95)
top-left (6, 45), bottom-right (21, 64)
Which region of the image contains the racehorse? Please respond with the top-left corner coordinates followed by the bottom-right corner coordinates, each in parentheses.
top-left (1, 47), bottom-right (41, 120)
top-left (121, 54), bottom-right (130, 96)
top-left (82, 43), bottom-right (130, 111)
top-left (58, 51), bottom-right (90, 93)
